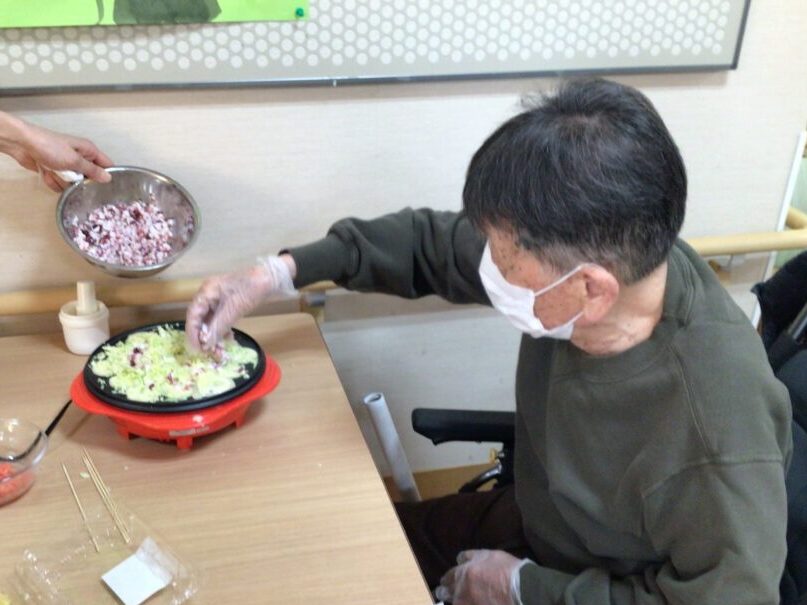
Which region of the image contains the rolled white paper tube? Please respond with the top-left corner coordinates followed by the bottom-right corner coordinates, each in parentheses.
top-left (363, 392), bottom-right (421, 502)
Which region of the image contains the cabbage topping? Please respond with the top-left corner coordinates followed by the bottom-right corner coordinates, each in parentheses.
top-left (90, 326), bottom-right (258, 403)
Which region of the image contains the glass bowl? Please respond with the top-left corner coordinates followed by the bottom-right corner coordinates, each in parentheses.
top-left (56, 166), bottom-right (200, 278)
top-left (0, 418), bottom-right (48, 506)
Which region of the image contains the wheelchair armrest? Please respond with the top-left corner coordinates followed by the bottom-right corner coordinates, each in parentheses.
top-left (412, 408), bottom-right (515, 446)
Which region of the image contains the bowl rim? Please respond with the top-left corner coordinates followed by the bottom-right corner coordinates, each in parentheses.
top-left (0, 417), bottom-right (48, 477)
top-left (55, 165), bottom-right (201, 275)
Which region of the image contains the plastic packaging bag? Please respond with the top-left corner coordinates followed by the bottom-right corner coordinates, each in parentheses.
top-left (3, 479), bottom-right (200, 604)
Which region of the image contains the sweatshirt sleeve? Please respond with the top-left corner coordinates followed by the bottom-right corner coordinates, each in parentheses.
top-left (285, 207), bottom-right (489, 305)
top-left (517, 460), bottom-right (787, 605)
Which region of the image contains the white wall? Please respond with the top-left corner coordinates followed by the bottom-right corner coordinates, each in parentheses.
top-left (1, 0), bottom-right (806, 472)
top-left (322, 300), bottom-right (520, 473)
top-left (1, 2), bottom-right (806, 289)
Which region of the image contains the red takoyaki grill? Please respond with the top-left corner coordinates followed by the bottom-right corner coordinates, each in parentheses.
top-left (70, 321), bottom-right (281, 450)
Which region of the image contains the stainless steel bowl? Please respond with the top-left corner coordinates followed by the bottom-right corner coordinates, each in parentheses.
top-left (56, 166), bottom-right (200, 278)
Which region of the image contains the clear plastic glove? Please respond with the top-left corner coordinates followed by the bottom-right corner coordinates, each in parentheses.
top-left (435, 549), bottom-right (528, 605)
top-left (185, 255), bottom-right (297, 352)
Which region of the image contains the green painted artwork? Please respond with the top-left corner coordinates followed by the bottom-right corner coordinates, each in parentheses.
top-left (0, 0), bottom-right (307, 27)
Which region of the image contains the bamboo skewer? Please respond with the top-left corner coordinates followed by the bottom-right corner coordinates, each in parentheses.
top-left (81, 449), bottom-right (129, 543)
top-left (81, 449), bottom-right (131, 544)
top-left (62, 463), bottom-right (101, 553)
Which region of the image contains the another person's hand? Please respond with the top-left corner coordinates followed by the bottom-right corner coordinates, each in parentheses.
top-left (0, 113), bottom-right (113, 192)
top-left (185, 254), bottom-right (297, 352)
top-left (435, 549), bottom-right (527, 605)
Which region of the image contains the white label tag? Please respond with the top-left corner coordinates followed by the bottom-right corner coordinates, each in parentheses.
top-left (102, 538), bottom-right (171, 605)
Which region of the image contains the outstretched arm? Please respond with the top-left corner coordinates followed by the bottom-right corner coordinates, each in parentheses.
top-left (0, 111), bottom-right (113, 191)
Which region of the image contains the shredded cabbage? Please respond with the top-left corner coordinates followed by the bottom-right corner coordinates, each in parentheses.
top-left (90, 326), bottom-right (258, 403)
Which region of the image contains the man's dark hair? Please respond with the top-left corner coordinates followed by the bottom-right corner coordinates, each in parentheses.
top-left (463, 78), bottom-right (687, 284)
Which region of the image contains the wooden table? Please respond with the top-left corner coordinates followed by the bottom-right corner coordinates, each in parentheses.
top-left (0, 314), bottom-right (431, 604)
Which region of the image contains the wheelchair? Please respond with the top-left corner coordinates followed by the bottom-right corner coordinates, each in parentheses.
top-left (412, 407), bottom-right (515, 492)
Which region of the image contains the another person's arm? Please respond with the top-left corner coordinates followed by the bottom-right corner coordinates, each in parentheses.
top-left (0, 110), bottom-right (112, 191)
top-left (186, 207), bottom-right (488, 350)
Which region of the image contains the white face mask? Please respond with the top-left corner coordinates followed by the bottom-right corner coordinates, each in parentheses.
top-left (479, 243), bottom-right (584, 340)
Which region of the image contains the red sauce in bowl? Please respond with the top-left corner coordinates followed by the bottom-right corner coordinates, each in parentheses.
top-left (0, 463), bottom-right (35, 506)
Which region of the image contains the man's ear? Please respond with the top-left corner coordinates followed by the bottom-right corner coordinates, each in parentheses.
top-left (579, 265), bottom-right (619, 323)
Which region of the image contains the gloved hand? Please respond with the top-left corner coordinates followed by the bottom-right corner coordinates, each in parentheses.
top-left (435, 549), bottom-right (528, 605)
top-left (185, 254), bottom-right (297, 352)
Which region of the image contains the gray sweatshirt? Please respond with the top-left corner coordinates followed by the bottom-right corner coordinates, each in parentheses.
top-left (289, 207), bottom-right (792, 604)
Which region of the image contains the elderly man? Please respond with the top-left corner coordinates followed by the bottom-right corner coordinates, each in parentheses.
top-left (186, 79), bottom-right (791, 604)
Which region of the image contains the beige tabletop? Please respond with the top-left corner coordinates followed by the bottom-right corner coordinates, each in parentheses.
top-left (0, 313), bottom-right (431, 604)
